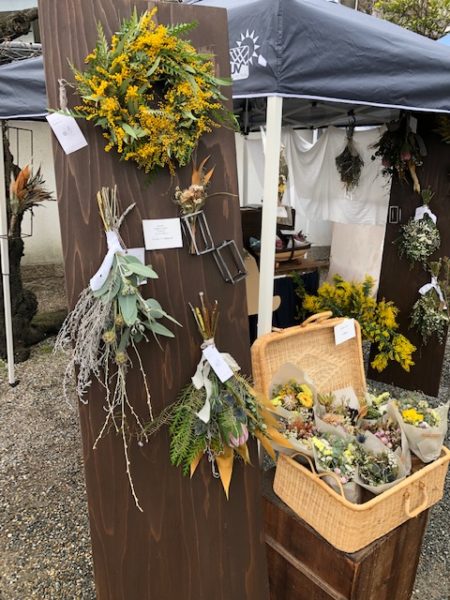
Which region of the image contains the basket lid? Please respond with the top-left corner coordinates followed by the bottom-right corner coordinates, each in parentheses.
top-left (251, 312), bottom-right (366, 399)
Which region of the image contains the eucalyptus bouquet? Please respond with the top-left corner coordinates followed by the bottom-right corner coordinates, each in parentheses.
top-left (410, 259), bottom-right (450, 344)
top-left (55, 186), bottom-right (179, 510)
top-left (397, 189), bottom-right (440, 268)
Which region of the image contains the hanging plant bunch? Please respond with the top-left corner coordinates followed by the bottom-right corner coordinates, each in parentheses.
top-left (8, 165), bottom-right (53, 237)
top-left (146, 293), bottom-right (289, 497)
top-left (335, 125), bottom-right (364, 192)
top-left (371, 117), bottom-right (426, 193)
top-left (55, 186), bottom-right (180, 511)
top-left (411, 258), bottom-right (450, 344)
top-left (70, 8), bottom-right (236, 174)
top-left (302, 275), bottom-right (416, 373)
top-left (397, 188), bottom-right (440, 268)
top-left (435, 115), bottom-right (450, 144)
top-left (174, 156), bottom-right (215, 216)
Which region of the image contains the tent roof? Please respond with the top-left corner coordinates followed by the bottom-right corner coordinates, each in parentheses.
top-left (189, 0), bottom-right (450, 115)
top-left (2, 1), bottom-right (450, 121)
top-left (0, 55), bottom-right (46, 120)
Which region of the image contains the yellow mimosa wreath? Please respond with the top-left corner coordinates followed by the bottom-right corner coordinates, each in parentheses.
top-left (71, 8), bottom-right (235, 174)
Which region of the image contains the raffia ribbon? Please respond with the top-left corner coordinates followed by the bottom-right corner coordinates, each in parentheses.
top-left (90, 230), bottom-right (123, 291)
top-left (192, 338), bottom-right (239, 424)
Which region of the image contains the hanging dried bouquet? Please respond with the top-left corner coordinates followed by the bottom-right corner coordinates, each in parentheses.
top-left (335, 125), bottom-right (364, 192)
top-left (410, 259), bottom-right (450, 344)
top-left (146, 293), bottom-right (290, 497)
top-left (397, 189), bottom-right (440, 268)
top-left (55, 186), bottom-right (180, 510)
top-left (69, 8), bottom-right (236, 174)
top-left (371, 117), bottom-right (426, 193)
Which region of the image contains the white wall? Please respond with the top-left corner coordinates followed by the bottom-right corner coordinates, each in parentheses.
top-left (7, 120), bottom-right (63, 265)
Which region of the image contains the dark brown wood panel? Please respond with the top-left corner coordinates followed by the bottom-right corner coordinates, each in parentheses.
top-left (38, 2), bottom-right (269, 598)
top-left (262, 470), bottom-right (429, 600)
top-left (368, 115), bottom-right (450, 395)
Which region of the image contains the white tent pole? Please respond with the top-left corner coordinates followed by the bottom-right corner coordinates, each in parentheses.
top-left (0, 123), bottom-right (16, 385)
top-left (257, 95), bottom-right (283, 337)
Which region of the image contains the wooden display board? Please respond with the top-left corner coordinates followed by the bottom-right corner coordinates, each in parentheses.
top-left (38, 1), bottom-right (270, 598)
top-left (369, 116), bottom-right (450, 396)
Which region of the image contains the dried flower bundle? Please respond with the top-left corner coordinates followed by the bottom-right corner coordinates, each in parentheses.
top-left (271, 380), bottom-right (314, 411)
top-left (9, 165), bottom-right (54, 236)
top-left (174, 156), bottom-right (215, 216)
top-left (371, 117), bottom-right (426, 193)
top-left (357, 448), bottom-right (399, 487)
top-left (398, 190), bottom-right (440, 268)
top-left (335, 132), bottom-right (364, 192)
top-left (410, 258), bottom-right (450, 344)
top-left (149, 293), bottom-right (288, 497)
top-left (312, 434), bottom-right (358, 485)
top-left (397, 394), bottom-right (441, 429)
top-left (55, 186), bottom-right (179, 510)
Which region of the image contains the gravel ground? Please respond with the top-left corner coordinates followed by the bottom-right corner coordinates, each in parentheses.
top-left (0, 269), bottom-right (449, 599)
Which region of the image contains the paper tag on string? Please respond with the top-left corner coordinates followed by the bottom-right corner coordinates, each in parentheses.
top-left (203, 345), bottom-right (234, 383)
top-left (46, 113), bottom-right (88, 155)
top-left (334, 319), bottom-right (356, 345)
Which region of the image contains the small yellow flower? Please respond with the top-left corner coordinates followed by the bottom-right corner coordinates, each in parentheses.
top-left (402, 408), bottom-right (424, 425)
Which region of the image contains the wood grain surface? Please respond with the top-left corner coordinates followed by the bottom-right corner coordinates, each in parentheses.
top-left (38, 2), bottom-right (270, 598)
top-left (262, 470), bottom-right (428, 600)
top-left (368, 116), bottom-right (450, 396)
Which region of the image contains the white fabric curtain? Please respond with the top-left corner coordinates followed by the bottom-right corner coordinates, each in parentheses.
top-left (282, 126), bottom-right (392, 226)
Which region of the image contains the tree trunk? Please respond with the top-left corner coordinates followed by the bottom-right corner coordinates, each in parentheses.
top-left (0, 125), bottom-right (38, 361)
top-left (0, 8), bottom-right (38, 43)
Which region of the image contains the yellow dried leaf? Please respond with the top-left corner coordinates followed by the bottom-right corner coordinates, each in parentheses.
top-left (190, 451), bottom-right (204, 478)
top-left (235, 443), bottom-right (251, 464)
top-left (216, 446), bottom-right (234, 499)
top-left (255, 431), bottom-right (276, 461)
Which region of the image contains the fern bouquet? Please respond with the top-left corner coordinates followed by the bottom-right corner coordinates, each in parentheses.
top-left (151, 293), bottom-right (289, 497)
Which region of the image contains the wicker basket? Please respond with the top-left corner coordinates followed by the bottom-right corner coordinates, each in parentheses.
top-left (251, 312), bottom-right (450, 553)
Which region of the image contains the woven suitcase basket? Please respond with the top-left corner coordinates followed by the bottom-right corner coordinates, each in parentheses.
top-left (251, 312), bottom-right (450, 553)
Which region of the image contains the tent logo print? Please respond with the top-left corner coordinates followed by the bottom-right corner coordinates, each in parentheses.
top-left (230, 30), bottom-right (267, 81)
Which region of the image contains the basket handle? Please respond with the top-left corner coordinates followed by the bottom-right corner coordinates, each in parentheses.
top-left (300, 311), bottom-right (334, 328)
top-left (290, 451), bottom-right (346, 497)
top-left (403, 482), bottom-right (429, 519)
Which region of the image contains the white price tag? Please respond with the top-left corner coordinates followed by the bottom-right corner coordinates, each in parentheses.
top-left (334, 319), bottom-right (356, 345)
top-left (203, 345), bottom-right (233, 383)
top-left (46, 113), bottom-right (88, 154)
top-left (142, 218), bottom-right (183, 250)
